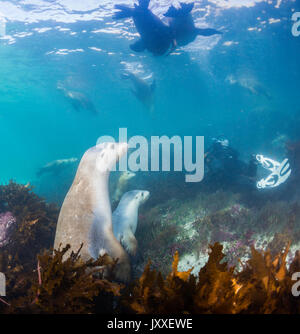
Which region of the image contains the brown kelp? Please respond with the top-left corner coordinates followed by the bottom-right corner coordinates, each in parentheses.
top-left (121, 243), bottom-right (300, 314)
top-left (0, 245), bottom-right (122, 314)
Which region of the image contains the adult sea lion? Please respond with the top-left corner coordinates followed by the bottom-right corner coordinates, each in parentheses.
top-left (113, 190), bottom-right (150, 256)
top-left (164, 2), bottom-right (222, 47)
top-left (114, 0), bottom-right (174, 55)
top-left (53, 142), bottom-right (131, 282)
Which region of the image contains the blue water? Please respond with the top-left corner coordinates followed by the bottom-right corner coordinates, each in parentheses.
top-left (0, 0), bottom-right (299, 199)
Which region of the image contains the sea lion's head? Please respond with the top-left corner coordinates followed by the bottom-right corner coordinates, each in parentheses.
top-left (119, 171), bottom-right (136, 183)
top-left (91, 142), bottom-right (128, 173)
top-left (136, 190), bottom-right (150, 204)
top-left (96, 142), bottom-right (128, 173)
top-left (128, 190), bottom-right (150, 206)
top-left (77, 142), bottom-right (128, 178)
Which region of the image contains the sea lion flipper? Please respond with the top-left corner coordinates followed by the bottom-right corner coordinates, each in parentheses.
top-left (121, 231), bottom-right (138, 256)
top-left (114, 5), bottom-right (134, 20)
top-left (130, 39), bottom-right (146, 52)
top-left (138, 0), bottom-right (150, 9)
top-left (164, 3), bottom-right (194, 17)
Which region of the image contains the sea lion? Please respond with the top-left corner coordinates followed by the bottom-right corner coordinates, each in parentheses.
top-left (57, 82), bottom-right (98, 114)
top-left (226, 74), bottom-right (271, 100)
top-left (36, 158), bottom-right (78, 178)
top-left (164, 2), bottom-right (222, 47)
top-left (121, 72), bottom-right (155, 112)
top-left (114, 0), bottom-right (174, 55)
top-left (53, 142), bottom-right (131, 282)
top-left (112, 190), bottom-right (150, 256)
top-left (113, 170), bottom-right (136, 203)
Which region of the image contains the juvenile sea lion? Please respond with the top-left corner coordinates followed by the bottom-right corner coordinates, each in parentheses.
top-left (121, 71), bottom-right (156, 112)
top-left (53, 142), bottom-right (131, 282)
top-left (114, 0), bottom-right (174, 55)
top-left (113, 190), bottom-right (150, 256)
top-left (113, 170), bottom-right (136, 203)
top-left (164, 2), bottom-right (222, 47)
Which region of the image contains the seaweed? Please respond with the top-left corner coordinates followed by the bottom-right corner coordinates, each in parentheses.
top-left (1, 245), bottom-right (123, 314)
top-left (0, 181), bottom-right (59, 274)
top-left (1, 182), bottom-right (300, 314)
top-left (121, 243), bottom-right (300, 314)
top-left (120, 251), bottom-right (197, 314)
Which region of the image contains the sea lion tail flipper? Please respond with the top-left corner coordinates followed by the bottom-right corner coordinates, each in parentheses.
top-left (130, 39), bottom-right (146, 52)
top-left (114, 5), bottom-right (134, 20)
top-left (196, 28), bottom-right (223, 36)
top-left (164, 3), bottom-right (194, 17)
top-left (138, 0), bottom-right (150, 9)
top-left (121, 232), bottom-right (138, 256)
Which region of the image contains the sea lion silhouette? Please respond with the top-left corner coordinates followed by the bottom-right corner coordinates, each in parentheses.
top-left (36, 158), bottom-right (78, 178)
top-left (114, 0), bottom-right (174, 55)
top-left (164, 2), bottom-right (222, 47)
top-left (53, 142), bottom-right (131, 282)
top-left (121, 71), bottom-right (156, 112)
top-left (226, 74), bottom-right (272, 100)
top-left (57, 82), bottom-right (98, 114)
top-left (113, 190), bottom-right (150, 256)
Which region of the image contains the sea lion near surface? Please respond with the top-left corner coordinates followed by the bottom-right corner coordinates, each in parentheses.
top-left (164, 2), bottom-right (222, 47)
top-left (113, 190), bottom-right (150, 256)
top-left (121, 71), bottom-right (156, 112)
top-left (53, 142), bottom-right (131, 282)
top-left (114, 0), bottom-right (175, 55)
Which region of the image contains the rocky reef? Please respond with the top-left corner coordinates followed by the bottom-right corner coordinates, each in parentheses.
top-left (133, 190), bottom-right (300, 278)
top-left (0, 181), bottom-right (300, 314)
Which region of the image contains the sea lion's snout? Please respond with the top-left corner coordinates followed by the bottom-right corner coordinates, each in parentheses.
top-left (118, 142), bottom-right (129, 157)
top-left (141, 190), bottom-right (150, 202)
top-left (95, 142), bottom-right (129, 173)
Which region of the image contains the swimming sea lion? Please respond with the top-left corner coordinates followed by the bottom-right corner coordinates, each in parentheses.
top-left (53, 142), bottom-right (131, 282)
top-left (36, 158), bottom-right (78, 178)
top-left (113, 190), bottom-right (150, 256)
top-left (114, 0), bottom-right (174, 55)
top-left (164, 2), bottom-right (222, 47)
top-left (57, 82), bottom-right (98, 114)
top-left (226, 74), bottom-right (272, 100)
top-left (121, 71), bottom-right (156, 112)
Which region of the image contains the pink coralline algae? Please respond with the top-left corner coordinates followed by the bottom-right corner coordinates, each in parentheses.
top-left (0, 212), bottom-right (16, 248)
